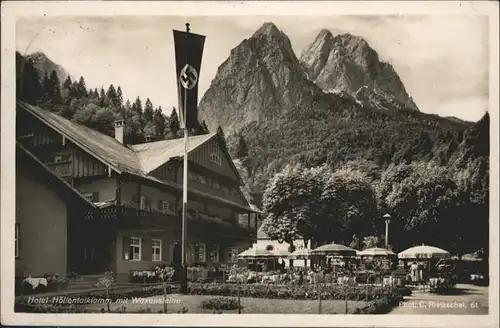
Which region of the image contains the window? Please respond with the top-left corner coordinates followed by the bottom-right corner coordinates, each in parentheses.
top-left (152, 239), bottom-right (162, 261)
top-left (266, 245), bottom-right (274, 251)
top-left (209, 245), bottom-right (219, 263)
top-left (129, 237), bottom-right (141, 261)
top-left (82, 192), bottom-right (98, 202)
top-left (227, 247), bottom-right (239, 263)
top-left (210, 153), bottom-right (222, 166)
top-left (161, 201), bottom-right (173, 214)
top-left (15, 223), bottom-right (20, 259)
top-left (198, 243), bottom-right (206, 263)
top-left (52, 153), bottom-right (71, 163)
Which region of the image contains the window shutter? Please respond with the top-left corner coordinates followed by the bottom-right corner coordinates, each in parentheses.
top-left (92, 192), bottom-right (99, 202)
top-left (140, 196), bottom-right (146, 210)
top-left (123, 237), bottom-right (130, 260)
top-left (158, 200), bottom-right (163, 211)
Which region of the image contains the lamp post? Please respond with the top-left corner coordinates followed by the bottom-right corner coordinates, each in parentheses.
top-left (383, 214), bottom-right (391, 249)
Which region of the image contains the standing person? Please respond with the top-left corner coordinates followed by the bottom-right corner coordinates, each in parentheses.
top-left (410, 261), bottom-right (419, 283)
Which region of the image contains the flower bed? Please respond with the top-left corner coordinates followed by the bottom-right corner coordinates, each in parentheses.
top-left (130, 266), bottom-right (174, 283)
top-left (187, 282), bottom-right (410, 302)
top-left (200, 297), bottom-right (242, 311)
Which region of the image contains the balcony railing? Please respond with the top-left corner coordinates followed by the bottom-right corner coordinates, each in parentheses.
top-left (46, 160), bottom-right (72, 177)
top-left (84, 205), bottom-right (256, 238)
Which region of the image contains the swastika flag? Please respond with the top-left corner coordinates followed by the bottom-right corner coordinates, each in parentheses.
top-left (173, 29), bottom-right (206, 129)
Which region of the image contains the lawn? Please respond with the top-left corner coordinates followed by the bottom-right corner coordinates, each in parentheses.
top-left (84, 294), bottom-right (369, 314)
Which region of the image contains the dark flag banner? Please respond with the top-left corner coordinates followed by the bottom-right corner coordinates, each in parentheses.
top-left (173, 29), bottom-right (206, 129)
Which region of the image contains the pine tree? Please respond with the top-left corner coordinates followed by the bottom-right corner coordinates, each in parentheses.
top-left (153, 106), bottom-right (166, 140)
top-left (94, 88), bottom-right (100, 100)
top-left (41, 71), bottom-right (52, 103)
top-left (62, 76), bottom-right (72, 90)
top-left (106, 84), bottom-right (118, 107)
top-left (124, 99), bottom-right (132, 112)
top-left (133, 96), bottom-right (143, 116)
top-left (116, 86), bottom-right (123, 108)
top-left (143, 98), bottom-right (154, 123)
top-left (236, 134), bottom-right (249, 159)
top-left (99, 88), bottom-right (108, 107)
top-left (20, 59), bottom-right (43, 104)
top-left (77, 76), bottom-right (88, 98)
top-left (169, 107), bottom-right (180, 138)
top-left (49, 70), bottom-right (62, 104)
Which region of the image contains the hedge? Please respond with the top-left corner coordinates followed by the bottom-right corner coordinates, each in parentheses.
top-left (187, 282), bottom-right (411, 302)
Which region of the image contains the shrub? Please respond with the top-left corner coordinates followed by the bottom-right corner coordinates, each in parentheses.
top-left (187, 282), bottom-right (410, 302)
top-left (200, 297), bottom-right (241, 311)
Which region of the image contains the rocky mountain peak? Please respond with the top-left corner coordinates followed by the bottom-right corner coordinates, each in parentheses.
top-left (300, 29), bottom-right (418, 111)
top-left (198, 23), bottom-right (343, 134)
top-left (25, 51), bottom-right (71, 84)
top-left (252, 22), bottom-right (282, 38)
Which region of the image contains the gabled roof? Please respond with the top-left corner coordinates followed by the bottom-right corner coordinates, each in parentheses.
top-left (131, 133), bottom-right (216, 173)
top-left (17, 142), bottom-right (96, 209)
top-left (18, 101), bottom-right (251, 204)
top-left (18, 101), bottom-right (142, 175)
top-left (18, 101), bottom-right (224, 177)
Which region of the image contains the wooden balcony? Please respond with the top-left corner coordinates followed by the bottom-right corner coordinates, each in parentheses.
top-left (45, 160), bottom-right (72, 178)
top-left (84, 205), bottom-right (256, 239)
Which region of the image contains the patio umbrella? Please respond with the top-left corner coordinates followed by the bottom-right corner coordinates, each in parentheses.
top-left (311, 243), bottom-right (357, 257)
top-left (398, 245), bottom-right (450, 259)
top-left (359, 247), bottom-right (395, 257)
top-left (238, 248), bottom-right (274, 259)
top-left (288, 248), bottom-right (313, 260)
top-left (270, 249), bottom-right (291, 258)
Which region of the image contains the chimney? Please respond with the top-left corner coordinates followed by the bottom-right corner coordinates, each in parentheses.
top-left (114, 120), bottom-right (124, 144)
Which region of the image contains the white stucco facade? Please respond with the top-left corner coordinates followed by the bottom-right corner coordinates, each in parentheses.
top-left (252, 226), bottom-right (311, 267)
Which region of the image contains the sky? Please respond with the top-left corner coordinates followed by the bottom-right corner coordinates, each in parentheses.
top-left (16, 15), bottom-right (489, 122)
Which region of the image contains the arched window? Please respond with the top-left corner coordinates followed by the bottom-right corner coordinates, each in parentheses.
top-left (210, 153), bottom-right (222, 166)
top-left (265, 245), bottom-right (274, 251)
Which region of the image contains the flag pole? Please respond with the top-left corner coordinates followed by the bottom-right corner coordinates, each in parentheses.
top-left (180, 22), bottom-right (191, 294)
